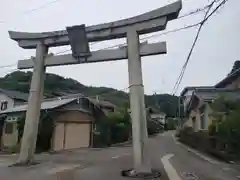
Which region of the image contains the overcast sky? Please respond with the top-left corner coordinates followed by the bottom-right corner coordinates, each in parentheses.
top-left (0, 0), bottom-right (239, 95)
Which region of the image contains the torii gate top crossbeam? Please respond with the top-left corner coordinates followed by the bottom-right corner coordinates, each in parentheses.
top-left (8, 1), bottom-right (182, 49)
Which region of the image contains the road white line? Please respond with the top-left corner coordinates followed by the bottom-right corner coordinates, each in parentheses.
top-left (47, 164), bottom-right (82, 174)
top-left (172, 134), bottom-right (219, 165)
top-left (112, 153), bottom-right (130, 159)
top-left (112, 156), bottom-right (120, 159)
top-left (161, 154), bottom-right (182, 180)
top-left (172, 134), bottom-right (180, 145)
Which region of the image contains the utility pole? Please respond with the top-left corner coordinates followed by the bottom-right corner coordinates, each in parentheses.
top-left (17, 42), bottom-right (48, 164)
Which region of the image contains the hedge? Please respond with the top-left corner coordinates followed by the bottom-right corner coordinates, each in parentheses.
top-left (179, 127), bottom-right (240, 162)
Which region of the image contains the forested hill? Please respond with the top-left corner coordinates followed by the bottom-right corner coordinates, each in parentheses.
top-left (0, 71), bottom-right (179, 117)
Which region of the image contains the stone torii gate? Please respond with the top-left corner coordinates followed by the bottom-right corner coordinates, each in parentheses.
top-left (8, 1), bottom-right (181, 174)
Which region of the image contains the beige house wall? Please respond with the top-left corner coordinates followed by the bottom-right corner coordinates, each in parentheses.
top-left (2, 121), bottom-right (18, 147)
top-left (52, 123), bottom-right (65, 151)
top-left (183, 109), bottom-right (201, 132)
top-left (205, 104), bottom-right (214, 130)
top-left (184, 104), bottom-right (215, 132)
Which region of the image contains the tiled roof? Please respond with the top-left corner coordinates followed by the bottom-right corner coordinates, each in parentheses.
top-left (88, 98), bottom-right (116, 108)
top-left (0, 98), bottom-right (76, 114)
top-left (194, 88), bottom-right (240, 102)
top-left (180, 86), bottom-right (214, 96)
top-left (187, 88), bottom-right (240, 111)
top-left (215, 68), bottom-right (240, 88)
top-left (0, 88), bottom-right (29, 101)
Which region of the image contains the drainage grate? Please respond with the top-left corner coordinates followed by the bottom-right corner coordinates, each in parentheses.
top-left (181, 172), bottom-right (199, 180)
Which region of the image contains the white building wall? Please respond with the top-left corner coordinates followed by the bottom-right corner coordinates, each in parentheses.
top-left (0, 93), bottom-right (15, 112)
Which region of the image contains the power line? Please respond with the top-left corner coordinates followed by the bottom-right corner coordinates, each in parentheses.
top-left (55, 4), bottom-right (216, 53)
top-left (172, 0), bottom-right (217, 95)
top-left (0, 1), bottom-right (224, 78)
top-left (0, 0), bottom-right (65, 25)
top-left (171, 0), bottom-right (229, 95)
top-left (177, 3), bottom-right (212, 19)
top-left (0, 68), bottom-right (19, 76)
top-left (0, 63), bottom-right (17, 69)
top-left (0, 10), bottom-right (208, 72)
top-left (100, 5), bottom-right (214, 51)
top-left (54, 42), bottom-right (99, 55)
top-left (52, 1), bottom-right (228, 56)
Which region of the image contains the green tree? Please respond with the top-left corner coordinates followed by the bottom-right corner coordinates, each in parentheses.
top-left (107, 110), bottom-right (131, 144)
top-left (209, 95), bottom-right (240, 153)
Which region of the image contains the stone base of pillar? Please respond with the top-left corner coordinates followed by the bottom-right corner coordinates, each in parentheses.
top-left (9, 160), bottom-right (40, 167)
top-left (121, 168), bottom-right (161, 179)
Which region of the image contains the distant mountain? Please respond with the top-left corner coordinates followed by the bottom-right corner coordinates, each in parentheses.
top-left (0, 71), bottom-right (179, 117)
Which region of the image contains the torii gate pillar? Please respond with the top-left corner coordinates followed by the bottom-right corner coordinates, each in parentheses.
top-left (127, 30), bottom-right (150, 172)
top-left (18, 43), bottom-right (48, 164)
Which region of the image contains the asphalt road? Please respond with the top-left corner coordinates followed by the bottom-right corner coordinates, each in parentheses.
top-left (73, 131), bottom-right (240, 180)
top-left (0, 131), bottom-right (239, 180)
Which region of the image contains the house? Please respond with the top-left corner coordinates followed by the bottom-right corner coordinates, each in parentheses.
top-left (148, 107), bottom-right (166, 125)
top-left (183, 88), bottom-right (240, 132)
top-left (53, 93), bottom-right (116, 114)
top-left (128, 107), bottom-right (164, 135)
top-left (0, 88), bottom-right (29, 149)
top-left (215, 61), bottom-right (240, 89)
top-left (0, 88), bottom-right (28, 111)
top-left (0, 94), bottom-right (107, 151)
top-left (89, 96), bottom-right (116, 114)
top-left (180, 61), bottom-right (240, 132)
top-left (180, 86), bottom-right (214, 114)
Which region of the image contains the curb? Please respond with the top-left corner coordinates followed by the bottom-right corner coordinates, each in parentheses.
top-left (172, 134), bottom-right (220, 165)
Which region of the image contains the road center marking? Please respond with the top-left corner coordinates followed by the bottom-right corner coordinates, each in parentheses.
top-left (161, 154), bottom-right (182, 180)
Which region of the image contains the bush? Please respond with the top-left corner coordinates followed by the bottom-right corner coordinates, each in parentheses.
top-left (179, 127), bottom-right (240, 162)
top-left (166, 118), bottom-right (177, 130)
top-left (106, 110), bottom-right (131, 145)
top-left (3, 144), bottom-right (21, 154)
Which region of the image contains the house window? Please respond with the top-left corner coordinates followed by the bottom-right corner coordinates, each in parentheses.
top-left (5, 122), bottom-right (14, 134)
top-left (1, 101), bottom-right (8, 110)
top-left (200, 114), bottom-right (206, 129)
